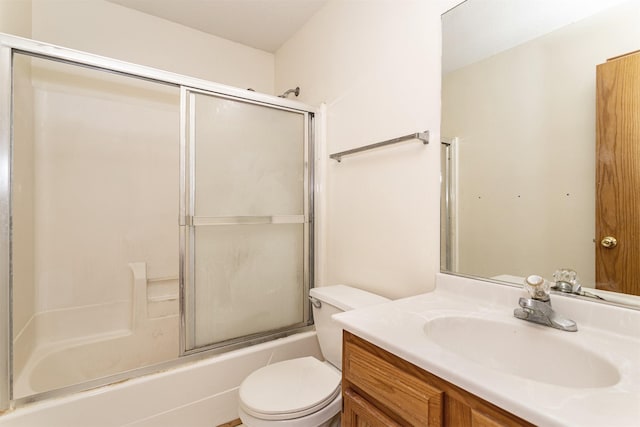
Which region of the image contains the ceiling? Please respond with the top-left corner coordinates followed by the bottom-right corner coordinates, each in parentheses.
top-left (106, 0), bottom-right (327, 53)
top-left (442, 0), bottom-right (630, 73)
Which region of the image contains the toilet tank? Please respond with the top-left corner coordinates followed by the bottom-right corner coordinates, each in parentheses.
top-left (309, 285), bottom-right (390, 370)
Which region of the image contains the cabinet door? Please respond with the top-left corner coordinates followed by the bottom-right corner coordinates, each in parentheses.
top-left (344, 336), bottom-right (443, 425)
top-left (343, 388), bottom-right (402, 427)
top-left (343, 332), bottom-right (534, 427)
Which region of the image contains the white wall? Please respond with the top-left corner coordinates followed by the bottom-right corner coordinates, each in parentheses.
top-left (30, 0), bottom-right (275, 94)
top-left (442, 0), bottom-right (640, 285)
top-left (1, 0), bottom-right (274, 93)
top-left (276, 0), bottom-right (449, 299)
top-left (0, 0), bottom-right (31, 38)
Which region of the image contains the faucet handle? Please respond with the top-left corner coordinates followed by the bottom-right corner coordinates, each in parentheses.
top-left (524, 275), bottom-right (550, 301)
top-left (552, 268), bottom-right (581, 293)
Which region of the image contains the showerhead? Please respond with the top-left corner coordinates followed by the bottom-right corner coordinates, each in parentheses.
top-left (278, 86), bottom-right (300, 98)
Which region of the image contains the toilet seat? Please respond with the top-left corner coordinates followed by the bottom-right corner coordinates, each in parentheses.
top-left (239, 357), bottom-right (341, 421)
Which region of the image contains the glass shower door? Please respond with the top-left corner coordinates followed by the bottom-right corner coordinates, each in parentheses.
top-left (183, 90), bottom-right (311, 352)
top-left (9, 53), bottom-right (181, 399)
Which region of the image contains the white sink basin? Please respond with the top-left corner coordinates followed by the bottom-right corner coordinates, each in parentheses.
top-left (423, 316), bottom-right (620, 388)
top-left (335, 274), bottom-right (640, 426)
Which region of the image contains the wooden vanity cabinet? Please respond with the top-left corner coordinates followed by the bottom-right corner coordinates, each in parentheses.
top-left (342, 332), bottom-right (534, 427)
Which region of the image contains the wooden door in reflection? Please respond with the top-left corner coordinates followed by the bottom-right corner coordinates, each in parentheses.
top-left (596, 50), bottom-right (640, 296)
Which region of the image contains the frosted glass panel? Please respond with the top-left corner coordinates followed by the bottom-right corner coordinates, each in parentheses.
top-left (11, 54), bottom-right (180, 398)
top-left (186, 91), bottom-right (309, 351)
top-left (194, 94), bottom-right (305, 216)
top-left (193, 224), bottom-right (304, 347)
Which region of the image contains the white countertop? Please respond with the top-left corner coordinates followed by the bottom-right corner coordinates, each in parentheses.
top-left (334, 273), bottom-right (640, 427)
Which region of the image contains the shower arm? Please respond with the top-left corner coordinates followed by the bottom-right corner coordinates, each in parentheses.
top-left (278, 86), bottom-right (300, 98)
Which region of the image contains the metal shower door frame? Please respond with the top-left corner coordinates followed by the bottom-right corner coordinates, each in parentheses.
top-left (441, 137), bottom-right (459, 273)
top-left (0, 42), bottom-right (12, 412)
top-left (179, 87), bottom-right (315, 355)
top-left (0, 33), bottom-right (317, 410)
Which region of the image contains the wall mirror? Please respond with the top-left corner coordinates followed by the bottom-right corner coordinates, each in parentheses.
top-left (440, 0), bottom-right (640, 308)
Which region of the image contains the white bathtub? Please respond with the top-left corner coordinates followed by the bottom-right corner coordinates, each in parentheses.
top-left (5, 261), bottom-right (322, 425)
top-left (13, 263), bottom-right (181, 399)
top-left (13, 313), bottom-right (178, 397)
top-left (1, 331), bottom-right (322, 427)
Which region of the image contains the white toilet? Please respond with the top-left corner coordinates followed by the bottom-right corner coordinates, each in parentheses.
top-left (238, 285), bottom-right (390, 427)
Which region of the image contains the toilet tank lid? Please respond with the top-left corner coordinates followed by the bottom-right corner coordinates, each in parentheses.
top-left (310, 285), bottom-right (390, 311)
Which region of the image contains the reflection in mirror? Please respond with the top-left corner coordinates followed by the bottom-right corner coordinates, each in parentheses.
top-left (440, 0), bottom-right (640, 308)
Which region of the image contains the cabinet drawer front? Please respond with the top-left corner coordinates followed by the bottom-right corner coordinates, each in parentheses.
top-left (344, 338), bottom-right (443, 426)
top-left (344, 388), bottom-right (402, 427)
top-left (471, 409), bottom-right (505, 427)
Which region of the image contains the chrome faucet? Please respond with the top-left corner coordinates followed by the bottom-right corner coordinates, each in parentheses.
top-left (513, 275), bottom-right (577, 332)
top-left (551, 268), bottom-right (605, 301)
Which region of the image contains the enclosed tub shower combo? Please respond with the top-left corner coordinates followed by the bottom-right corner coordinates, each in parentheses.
top-left (0, 33), bottom-right (316, 411)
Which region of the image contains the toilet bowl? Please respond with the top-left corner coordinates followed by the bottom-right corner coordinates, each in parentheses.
top-left (238, 285), bottom-right (390, 427)
top-left (238, 358), bottom-right (341, 427)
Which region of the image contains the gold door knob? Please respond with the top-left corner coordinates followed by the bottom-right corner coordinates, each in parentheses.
top-left (601, 236), bottom-right (617, 248)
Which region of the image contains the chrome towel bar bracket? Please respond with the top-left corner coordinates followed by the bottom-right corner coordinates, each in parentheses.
top-left (329, 130), bottom-right (429, 162)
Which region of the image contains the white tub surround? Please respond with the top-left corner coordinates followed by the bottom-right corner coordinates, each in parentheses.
top-left (12, 262), bottom-right (179, 398)
top-left (334, 273), bottom-right (640, 427)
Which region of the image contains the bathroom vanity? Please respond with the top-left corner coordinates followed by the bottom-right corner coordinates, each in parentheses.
top-left (335, 274), bottom-right (640, 426)
top-left (342, 331), bottom-right (531, 426)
